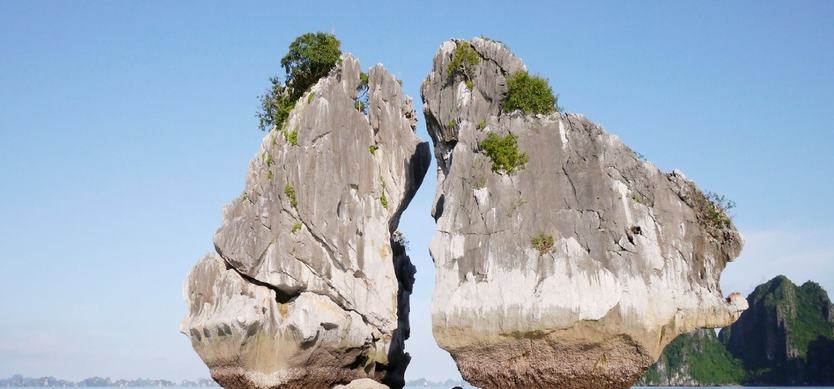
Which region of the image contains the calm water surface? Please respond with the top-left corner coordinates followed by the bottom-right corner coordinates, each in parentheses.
top-left (9, 386), bottom-right (834, 389)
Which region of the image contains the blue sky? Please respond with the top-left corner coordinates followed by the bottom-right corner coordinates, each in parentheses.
top-left (1, 0), bottom-right (832, 382)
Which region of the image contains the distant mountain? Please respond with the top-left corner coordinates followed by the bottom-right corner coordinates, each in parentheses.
top-left (638, 329), bottom-right (745, 386)
top-left (720, 275), bottom-right (834, 385)
top-left (639, 275), bottom-right (834, 386)
top-left (0, 375), bottom-right (218, 387)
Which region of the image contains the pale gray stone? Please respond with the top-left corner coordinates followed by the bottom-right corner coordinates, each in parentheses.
top-left (332, 378), bottom-right (390, 389)
top-left (181, 54), bottom-right (430, 389)
top-left (420, 37), bottom-right (747, 389)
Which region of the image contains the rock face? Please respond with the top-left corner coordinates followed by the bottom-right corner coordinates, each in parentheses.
top-left (181, 54), bottom-right (430, 389)
top-left (332, 378), bottom-right (390, 389)
top-left (637, 329), bottom-right (745, 386)
top-left (719, 275), bottom-right (834, 385)
top-left (421, 37), bottom-right (747, 389)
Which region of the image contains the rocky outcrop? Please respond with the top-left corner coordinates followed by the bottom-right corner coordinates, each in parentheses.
top-left (181, 54), bottom-right (430, 389)
top-left (719, 275), bottom-right (834, 385)
top-left (421, 37), bottom-right (747, 389)
top-left (332, 378), bottom-right (389, 389)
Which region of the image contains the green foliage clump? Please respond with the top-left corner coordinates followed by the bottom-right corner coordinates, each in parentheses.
top-left (266, 170), bottom-right (273, 181)
top-left (257, 32), bottom-right (342, 131)
top-left (503, 71), bottom-right (558, 115)
top-left (465, 79), bottom-right (474, 90)
top-left (684, 186), bottom-right (735, 232)
top-left (291, 221), bottom-right (302, 233)
top-left (285, 127), bottom-right (299, 146)
top-left (447, 41), bottom-right (480, 83)
top-left (258, 83), bottom-right (296, 131)
top-left (284, 184), bottom-right (298, 208)
top-left (447, 118), bottom-right (457, 128)
top-left (379, 176), bottom-right (388, 209)
top-left (479, 132), bottom-right (529, 174)
top-left (368, 145), bottom-right (379, 155)
top-left (281, 32), bottom-right (342, 101)
top-left (530, 234), bottom-right (554, 254)
top-left (477, 120), bottom-right (487, 130)
top-left (306, 92), bottom-right (315, 104)
top-left (264, 152), bottom-right (273, 167)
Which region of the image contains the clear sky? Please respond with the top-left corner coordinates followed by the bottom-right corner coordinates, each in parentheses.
top-left (1, 0), bottom-right (832, 383)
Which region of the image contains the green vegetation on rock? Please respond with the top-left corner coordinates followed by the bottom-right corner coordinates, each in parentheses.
top-left (286, 127), bottom-right (299, 146)
top-left (447, 41), bottom-right (480, 83)
top-left (257, 32), bottom-right (341, 131)
top-left (378, 176), bottom-right (388, 209)
top-left (284, 184), bottom-right (298, 208)
top-left (681, 184), bottom-right (736, 234)
top-left (502, 71), bottom-right (558, 115)
top-left (530, 234), bottom-right (554, 254)
top-left (479, 132), bottom-right (528, 174)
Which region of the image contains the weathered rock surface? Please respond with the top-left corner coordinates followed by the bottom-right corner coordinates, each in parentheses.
top-left (181, 54), bottom-right (430, 389)
top-left (332, 378), bottom-right (390, 389)
top-left (421, 37), bottom-right (747, 389)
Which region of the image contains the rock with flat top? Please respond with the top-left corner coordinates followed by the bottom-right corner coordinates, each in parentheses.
top-left (421, 37), bottom-right (747, 389)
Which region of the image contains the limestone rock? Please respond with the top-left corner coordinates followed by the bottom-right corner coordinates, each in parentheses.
top-left (181, 54), bottom-right (430, 389)
top-left (421, 37), bottom-right (746, 389)
top-left (332, 378), bottom-right (390, 389)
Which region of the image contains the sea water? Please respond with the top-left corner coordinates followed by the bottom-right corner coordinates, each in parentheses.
top-left (402, 387), bottom-right (834, 389)
top-left (6, 386), bottom-right (834, 389)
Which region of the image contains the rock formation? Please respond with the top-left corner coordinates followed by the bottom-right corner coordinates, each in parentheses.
top-left (181, 54), bottom-right (430, 389)
top-left (332, 378), bottom-right (390, 389)
top-left (638, 275), bottom-right (834, 386)
top-left (719, 275), bottom-right (834, 385)
top-left (421, 37), bottom-right (748, 389)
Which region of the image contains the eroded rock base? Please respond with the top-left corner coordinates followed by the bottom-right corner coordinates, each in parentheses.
top-left (451, 335), bottom-right (652, 389)
top-left (210, 366), bottom-right (373, 389)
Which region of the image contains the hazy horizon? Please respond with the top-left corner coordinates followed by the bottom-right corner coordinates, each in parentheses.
top-left (1, 0), bottom-right (833, 383)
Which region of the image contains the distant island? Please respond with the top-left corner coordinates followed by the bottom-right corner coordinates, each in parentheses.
top-left (638, 275), bottom-right (834, 386)
top-left (0, 375), bottom-right (218, 387)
